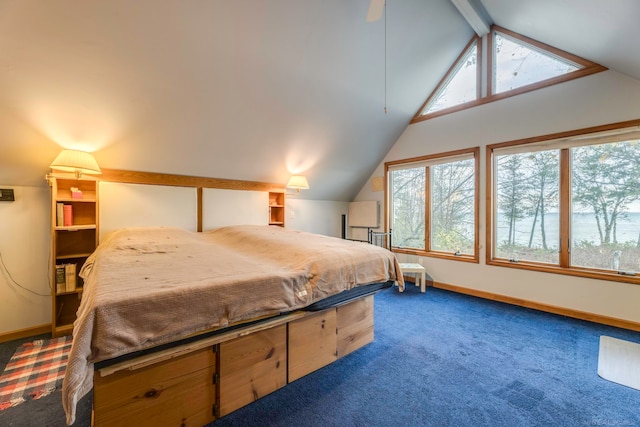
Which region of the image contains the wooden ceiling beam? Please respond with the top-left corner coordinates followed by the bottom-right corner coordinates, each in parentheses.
top-left (451, 0), bottom-right (492, 37)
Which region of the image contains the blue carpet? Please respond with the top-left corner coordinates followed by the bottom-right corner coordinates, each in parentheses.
top-left (210, 285), bottom-right (640, 427)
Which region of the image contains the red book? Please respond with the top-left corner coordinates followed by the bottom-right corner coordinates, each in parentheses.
top-left (63, 205), bottom-right (73, 226)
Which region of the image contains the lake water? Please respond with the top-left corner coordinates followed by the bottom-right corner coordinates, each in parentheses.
top-left (496, 212), bottom-right (640, 248)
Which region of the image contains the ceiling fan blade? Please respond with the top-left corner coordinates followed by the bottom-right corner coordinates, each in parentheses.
top-left (366, 0), bottom-right (385, 23)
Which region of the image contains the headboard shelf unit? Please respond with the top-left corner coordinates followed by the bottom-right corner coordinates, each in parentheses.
top-left (48, 168), bottom-right (286, 337)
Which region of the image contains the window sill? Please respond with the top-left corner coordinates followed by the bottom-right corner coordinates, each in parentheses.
top-left (393, 248), bottom-right (479, 264)
top-left (487, 258), bottom-right (640, 285)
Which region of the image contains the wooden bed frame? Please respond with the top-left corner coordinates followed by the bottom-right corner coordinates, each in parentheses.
top-left (84, 169), bottom-right (381, 426)
top-left (92, 295), bottom-right (375, 426)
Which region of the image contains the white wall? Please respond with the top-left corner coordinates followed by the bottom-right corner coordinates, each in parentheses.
top-left (0, 184), bottom-right (51, 334)
top-left (355, 70), bottom-right (640, 323)
top-left (100, 182), bottom-right (198, 238)
top-left (202, 188), bottom-right (268, 230)
top-left (285, 198), bottom-right (348, 238)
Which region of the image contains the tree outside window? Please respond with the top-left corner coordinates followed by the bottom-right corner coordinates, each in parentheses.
top-left (495, 150), bottom-right (559, 264)
top-left (390, 167), bottom-right (425, 250)
top-left (430, 159), bottom-right (475, 254)
top-left (571, 141), bottom-right (640, 272)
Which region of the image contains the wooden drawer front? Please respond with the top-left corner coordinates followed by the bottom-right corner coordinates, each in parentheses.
top-left (288, 309), bottom-right (337, 382)
top-left (219, 324), bottom-right (287, 417)
top-left (93, 347), bottom-right (216, 427)
top-left (337, 295), bottom-right (374, 357)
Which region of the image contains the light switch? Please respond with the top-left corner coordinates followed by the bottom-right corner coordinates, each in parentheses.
top-left (0, 189), bottom-right (15, 201)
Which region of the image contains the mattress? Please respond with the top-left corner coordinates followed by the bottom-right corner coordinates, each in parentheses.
top-left (62, 225), bottom-right (403, 424)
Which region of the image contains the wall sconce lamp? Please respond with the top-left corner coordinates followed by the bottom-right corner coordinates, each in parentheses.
top-left (286, 175), bottom-right (309, 194)
top-left (50, 149), bottom-right (102, 179)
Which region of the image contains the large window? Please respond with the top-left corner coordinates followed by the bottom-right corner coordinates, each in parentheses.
top-left (488, 120), bottom-right (640, 283)
top-left (387, 148), bottom-right (479, 262)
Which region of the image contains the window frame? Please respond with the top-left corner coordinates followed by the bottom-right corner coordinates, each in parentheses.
top-left (486, 118), bottom-right (640, 285)
top-left (385, 147), bottom-right (480, 263)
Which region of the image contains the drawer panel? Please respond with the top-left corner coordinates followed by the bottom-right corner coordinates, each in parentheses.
top-left (288, 309), bottom-right (337, 382)
top-left (337, 295), bottom-right (374, 357)
top-left (93, 347), bottom-right (216, 427)
top-left (219, 324), bottom-right (287, 416)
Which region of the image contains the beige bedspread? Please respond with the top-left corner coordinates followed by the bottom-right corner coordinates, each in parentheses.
top-left (63, 225), bottom-right (403, 424)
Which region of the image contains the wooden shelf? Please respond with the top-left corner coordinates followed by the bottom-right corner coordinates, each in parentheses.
top-left (56, 197), bottom-right (97, 203)
top-left (56, 287), bottom-right (83, 296)
top-left (268, 191), bottom-right (285, 227)
top-left (56, 252), bottom-right (94, 260)
top-left (55, 224), bottom-right (97, 231)
top-left (49, 175), bottom-right (99, 337)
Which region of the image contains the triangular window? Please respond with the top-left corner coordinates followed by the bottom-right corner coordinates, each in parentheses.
top-left (412, 26), bottom-right (606, 124)
top-left (492, 29), bottom-right (581, 94)
top-left (418, 39), bottom-right (479, 117)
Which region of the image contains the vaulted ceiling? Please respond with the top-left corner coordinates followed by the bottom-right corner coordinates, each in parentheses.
top-left (1, 0), bottom-right (638, 200)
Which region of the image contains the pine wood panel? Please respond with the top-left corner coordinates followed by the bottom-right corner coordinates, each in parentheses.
top-left (336, 296), bottom-right (374, 358)
top-left (93, 347), bottom-right (216, 427)
top-left (100, 168), bottom-right (283, 192)
top-left (218, 325), bottom-right (287, 417)
top-left (288, 309), bottom-right (337, 382)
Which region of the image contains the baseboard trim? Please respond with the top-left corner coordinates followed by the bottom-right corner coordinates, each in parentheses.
top-left (434, 282), bottom-right (640, 333)
top-left (0, 324), bottom-right (51, 343)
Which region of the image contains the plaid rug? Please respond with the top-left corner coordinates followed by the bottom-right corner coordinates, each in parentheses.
top-left (0, 336), bottom-right (72, 411)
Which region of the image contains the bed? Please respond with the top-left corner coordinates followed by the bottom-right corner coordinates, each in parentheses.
top-left (63, 224), bottom-right (403, 426)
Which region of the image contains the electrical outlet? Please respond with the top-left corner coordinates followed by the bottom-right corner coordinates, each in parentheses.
top-left (0, 189), bottom-right (15, 202)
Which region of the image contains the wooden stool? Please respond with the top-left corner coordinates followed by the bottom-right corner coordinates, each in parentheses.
top-left (398, 263), bottom-right (426, 293)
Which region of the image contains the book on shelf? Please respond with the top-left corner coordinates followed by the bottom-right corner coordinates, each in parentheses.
top-left (55, 265), bottom-right (66, 293)
top-left (64, 263), bottom-right (77, 292)
top-left (56, 203), bottom-right (64, 227)
top-left (63, 204), bottom-right (73, 226)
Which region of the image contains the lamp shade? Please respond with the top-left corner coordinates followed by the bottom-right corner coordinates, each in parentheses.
top-left (286, 175), bottom-right (309, 191)
top-left (50, 149), bottom-right (101, 178)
